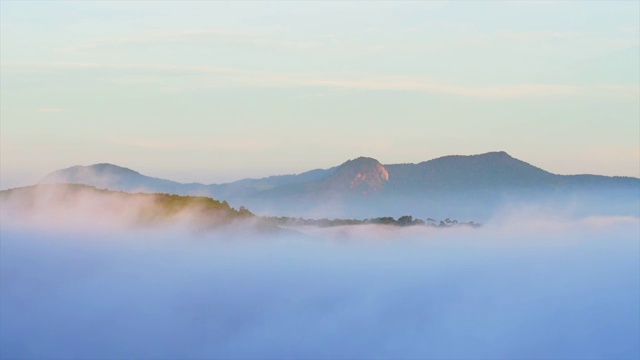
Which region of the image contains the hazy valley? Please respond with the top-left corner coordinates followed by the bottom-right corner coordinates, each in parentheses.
top-left (3, 154), bottom-right (639, 360)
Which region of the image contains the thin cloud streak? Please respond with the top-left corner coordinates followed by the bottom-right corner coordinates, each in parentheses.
top-left (3, 62), bottom-right (638, 100)
top-left (104, 135), bottom-right (276, 153)
top-left (496, 30), bottom-right (640, 50)
top-left (55, 27), bottom-right (326, 54)
top-left (56, 28), bottom-right (280, 53)
top-left (3, 62), bottom-right (240, 75)
top-left (55, 26), bottom-right (640, 56)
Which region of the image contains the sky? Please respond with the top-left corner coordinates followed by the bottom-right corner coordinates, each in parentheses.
top-left (1, 1), bottom-right (639, 189)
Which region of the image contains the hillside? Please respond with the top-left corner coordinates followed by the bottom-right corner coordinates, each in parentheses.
top-left (40, 163), bottom-right (338, 199)
top-left (0, 184), bottom-right (261, 232)
top-left (0, 184), bottom-right (479, 232)
top-left (37, 152), bottom-right (640, 220)
top-left (40, 164), bottom-right (212, 195)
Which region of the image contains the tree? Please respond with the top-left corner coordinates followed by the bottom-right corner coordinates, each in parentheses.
top-left (237, 206), bottom-right (253, 216)
top-left (397, 215), bottom-right (414, 226)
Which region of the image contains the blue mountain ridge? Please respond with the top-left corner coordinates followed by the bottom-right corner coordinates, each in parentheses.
top-left (39, 151), bottom-right (639, 220)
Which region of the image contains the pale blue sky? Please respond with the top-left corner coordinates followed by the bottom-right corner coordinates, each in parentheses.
top-left (1, 1), bottom-right (638, 188)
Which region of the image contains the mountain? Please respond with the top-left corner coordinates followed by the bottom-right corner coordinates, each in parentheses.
top-left (386, 151), bottom-right (555, 191)
top-left (38, 152), bottom-right (639, 220)
top-left (254, 157), bottom-right (389, 201)
top-left (212, 167), bottom-right (337, 198)
top-left (40, 163), bottom-right (210, 195)
top-left (318, 157), bottom-right (390, 196)
top-left (40, 163), bottom-right (337, 199)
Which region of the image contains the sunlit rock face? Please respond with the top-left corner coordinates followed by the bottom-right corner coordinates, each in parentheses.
top-left (316, 157), bottom-right (390, 196)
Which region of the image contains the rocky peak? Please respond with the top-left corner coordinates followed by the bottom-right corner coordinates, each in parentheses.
top-left (321, 157), bottom-right (389, 195)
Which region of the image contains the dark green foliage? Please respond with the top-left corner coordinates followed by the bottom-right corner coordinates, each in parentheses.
top-left (264, 215), bottom-right (480, 229)
top-left (397, 216), bottom-right (414, 226)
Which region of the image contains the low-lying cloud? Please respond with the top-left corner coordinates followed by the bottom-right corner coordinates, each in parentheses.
top-left (1, 186), bottom-right (639, 359)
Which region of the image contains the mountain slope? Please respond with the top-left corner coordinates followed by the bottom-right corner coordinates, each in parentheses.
top-left (212, 167), bottom-right (337, 198)
top-left (318, 157), bottom-right (390, 195)
top-left (40, 163), bottom-right (210, 195)
top-left (37, 152), bottom-right (639, 220)
top-left (386, 151), bottom-right (557, 192)
top-left (241, 152), bottom-right (639, 219)
top-left (39, 163), bottom-right (338, 199)
top-left (0, 183), bottom-right (260, 231)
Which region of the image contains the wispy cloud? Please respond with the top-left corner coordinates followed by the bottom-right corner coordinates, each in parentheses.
top-left (162, 75), bottom-right (640, 100)
top-left (303, 78), bottom-right (640, 99)
top-left (5, 62), bottom-right (638, 100)
top-left (499, 31), bottom-right (581, 42)
top-left (306, 79), bottom-right (577, 97)
top-left (54, 25), bottom-right (639, 62)
top-left (5, 62), bottom-right (239, 75)
top-left (55, 27), bottom-right (330, 55)
top-left (618, 25), bottom-right (640, 35)
top-left (496, 30), bottom-right (639, 50)
top-left (104, 135), bottom-right (276, 153)
top-left (57, 28), bottom-right (275, 53)
top-left (55, 27), bottom-right (338, 55)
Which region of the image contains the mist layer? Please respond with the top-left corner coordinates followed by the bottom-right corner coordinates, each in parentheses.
top-left (1, 217), bottom-right (638, 359)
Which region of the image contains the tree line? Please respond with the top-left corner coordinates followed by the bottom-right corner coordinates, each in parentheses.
top-left (263, 215), bottom-right (480, 228)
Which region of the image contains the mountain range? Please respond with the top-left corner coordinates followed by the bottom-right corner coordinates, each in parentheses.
top-left (39, 151), bottom-right (639, 221)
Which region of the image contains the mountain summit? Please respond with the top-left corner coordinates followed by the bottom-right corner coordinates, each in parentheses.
top-left (41, 163), bottom-right (143, 187)
top-left (315, 157), bottom-right (389, 196)
top-left (39, 163), bottom-right (207, 194)
top-left (387, 151), bottom-right (556, 191)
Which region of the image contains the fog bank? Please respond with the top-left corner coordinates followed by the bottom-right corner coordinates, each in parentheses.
top-left (1, 218), bottom-right (639, 359)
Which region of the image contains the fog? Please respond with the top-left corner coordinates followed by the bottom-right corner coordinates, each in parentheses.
top-left (1, 189), bottom-right (639, 359)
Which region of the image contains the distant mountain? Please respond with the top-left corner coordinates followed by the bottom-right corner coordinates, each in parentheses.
top-left (212, 167), bottom-right (337, 199)
top-left (318, 157), bottom-right (389, 195)
top-left (386, 151), bottom-right (555, 191)
top-left (39, 152), bottom-right (640, 220)
top-left (40, 163), bottom-right (210, 195)
top-left (254, 157), bottom-right (389, 201)
top-left (40, 163), bottom-right (337, 199)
